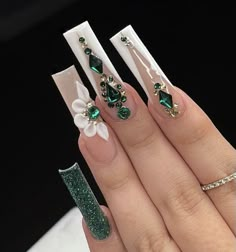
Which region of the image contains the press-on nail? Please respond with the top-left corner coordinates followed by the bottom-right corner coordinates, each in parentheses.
top-left (63, 21), bottom-right (136, 121)
top-left (59, 163), bottom-right (111, 240)
top-left (52, 66), bottom-right (109, 140)
top-left (111, 25), bottom-right (185, 118)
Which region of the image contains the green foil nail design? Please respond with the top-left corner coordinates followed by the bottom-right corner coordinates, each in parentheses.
top-left (59, 163), bottom-right (110, 240)
top-left (79, 36), bottom-right (131, 120)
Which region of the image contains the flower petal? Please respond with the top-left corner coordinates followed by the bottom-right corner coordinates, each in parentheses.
top-left (75, 81), bottom-right (90, 103)
top-left (74, 114), bottom-right (89, 129)
top-left (84, 122), bottom-right (96, 137)
top-left (96, 122), bottom-right (109, 141)
top-left (72, 99), bottom-right (87, 113)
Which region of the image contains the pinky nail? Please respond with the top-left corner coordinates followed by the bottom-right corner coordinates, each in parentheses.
top-left (52, 66), bottom-right (109, 141)
top-left (59, 163), bottom-right (111, 240)
top-left (111, 25), bottom-right (185, 119)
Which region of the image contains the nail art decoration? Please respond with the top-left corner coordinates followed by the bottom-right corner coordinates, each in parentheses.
top-left (59, 163), bottom-right (111, 240)
top-left (78, 36), bottom-right (131, 120)
top-left (120, 35), bottom-right (179, 118)
top-left (72, 80), bottom-right (109, 140)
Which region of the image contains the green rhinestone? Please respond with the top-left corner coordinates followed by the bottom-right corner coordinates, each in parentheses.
top-left (89, 54), bottom-right (103, 74)
top-left (79, 37), bottom-right (85, 43)
top-left (100, 81), bottom-right (106, 87)
top-left (116, 102), bottom-right (122, 108)
top-left (84, 48), bottom-right (92, 55)
top-left (106, 83), bottom-right (121, 103)
top-left (154, 83), bottom-right (161, 89)
top-left (108, 102), bottom-right (114, 108)
top-left (159, 90), bottom-right (173, 109)
top-left (121, 96), bottom-right (127, 102)
top-left (88, 106), bottom-right (100, 120)
top-left (108, 75), bottom-right (113, 82)
top-left (117, 107), bottom-right (131, 120)
top-left (116, 84), bottom-right (122, 90)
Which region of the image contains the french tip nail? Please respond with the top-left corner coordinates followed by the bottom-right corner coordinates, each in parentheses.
top-left (63, 21), bottom-right (134, 121)
top-left (52, 65), bottom-right (82, 117)
top-left (111, 26), bottom-right (182, 118)
top-left (59, 162), bottom-right (111, 240)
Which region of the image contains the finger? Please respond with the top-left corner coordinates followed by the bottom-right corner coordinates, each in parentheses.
top-left (63, 22), bottom-right (235, 250)
top-left (152, 90), bottom-right (236, 233)
top-left (111, 26), bottom-right (236, 234)
top-left (52, 54), bottom-right (179, 251)
top-left (110, 26), bottom-right (236, 250)
top-left (79, 129), bottom-right (179, 252)
top-left (82, 206), bottom-right (127, 252)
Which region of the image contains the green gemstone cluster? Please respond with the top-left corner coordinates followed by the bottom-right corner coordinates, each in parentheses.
top-left (99, 75), bottom-right (130, 119)
top-left (79, 36), bottom-right (131, 120)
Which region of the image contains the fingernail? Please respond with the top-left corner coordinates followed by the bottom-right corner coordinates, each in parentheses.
top-left (110, 25), bottom-right (185, 119)
top-left (63, 21), bottom-right (136, 121)
top-left (52, 66), bottom-right (109, 141)
top-left (59, 163), bottom-right (111, 240)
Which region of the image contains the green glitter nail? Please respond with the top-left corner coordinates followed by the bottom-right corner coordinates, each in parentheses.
top-left (59, 163), bottom-right (111, 240)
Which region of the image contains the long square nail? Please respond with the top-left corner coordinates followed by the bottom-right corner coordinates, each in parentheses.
top-left (111, 25), bottom-right (184, 118)
top-left (63, 21), bottom-right (135, 121)
top-left (59, 163), bottom-right (110, 240)
top-left (52, 66), bottom-right (109, 141)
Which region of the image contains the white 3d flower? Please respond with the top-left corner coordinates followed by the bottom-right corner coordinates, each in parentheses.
top-left (72, 81), bottom-right (109, 141)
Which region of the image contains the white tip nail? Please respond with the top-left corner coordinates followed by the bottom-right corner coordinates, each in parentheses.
top-left (63, 21), bottom-right (123, 98)
top-left (52, 65), bottom-right (82, 117)
top-left (110, 25), bottom-right (174, 103)
top-left (52, 65), bottom-right (109, 140)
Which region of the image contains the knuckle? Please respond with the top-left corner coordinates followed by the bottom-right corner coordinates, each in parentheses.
top-left (134, 231), bottom-right (171, 252)
top-left (99, 166), bottom-right (131, 192)
top-left (178, 114), bottom-right (212, 145)
top-left (126, 121), bottom-right (159, 149)
top-left (165, 181), bottom-right (205, 217)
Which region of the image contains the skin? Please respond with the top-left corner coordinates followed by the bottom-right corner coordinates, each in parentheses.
top-left (79, 84), bottom-right (236, 252)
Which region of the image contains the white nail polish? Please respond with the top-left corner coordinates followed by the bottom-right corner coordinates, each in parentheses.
top-left (52, 66), bottom-right (109, 141)
top-left (63, 21), bottom-right (134, 121)
top-left (111, 26), bottom-right (182, 118)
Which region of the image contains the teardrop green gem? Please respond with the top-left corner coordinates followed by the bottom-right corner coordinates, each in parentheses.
top-left (106, 83), bottom-right (121, 103)
top-left (89, 54), bottom-right (103, 74)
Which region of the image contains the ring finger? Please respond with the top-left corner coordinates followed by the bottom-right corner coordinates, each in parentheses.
top-left (111, 25), bottom-right (236, 234)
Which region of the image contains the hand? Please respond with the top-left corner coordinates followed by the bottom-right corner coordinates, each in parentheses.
top-left (55, 22), bottom-right (236, 252)
top-left (80, 83), bottom-right (236, 251)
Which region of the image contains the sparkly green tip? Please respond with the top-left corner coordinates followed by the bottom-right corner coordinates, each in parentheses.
top-left (59, 163), bottom-right (110, 240)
